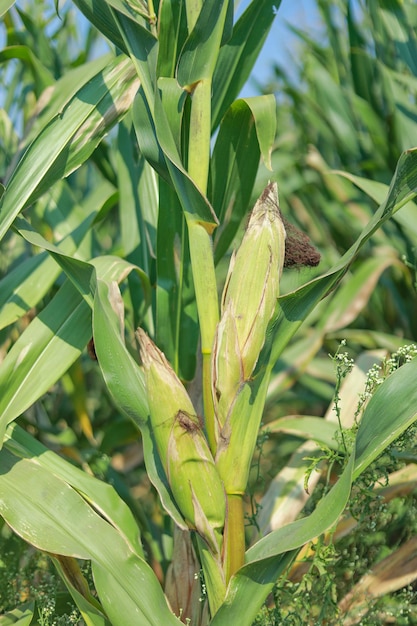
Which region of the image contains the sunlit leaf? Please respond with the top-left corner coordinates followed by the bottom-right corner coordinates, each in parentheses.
top-left (0, 55), bottom-right (138, 242)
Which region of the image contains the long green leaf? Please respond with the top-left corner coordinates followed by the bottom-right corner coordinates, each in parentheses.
top-left (0, 179), bottom-right (116, 330)
top-left (0, 0), bottom-right (16, 17)
top-left (354, 357), bottom-right (417, 479)
top-left (379, 2), bottom-right (417, 76)
top-left (0, 55), bottom-right (138, 242)
top-left (0, 280), bottom-right (91, 444)
top-left (245, 453), bottom-right (353, 559)
top-left (20, 55), bottom-right (113, 150)
top-left (0, 257), bottom-right (137, 444)
top-left (132, 88), bottom-right (170, 182)
top-left (107, 0), bottom-right (158, 107)
top-left (92, 279), bottom-right (188, 530)
top-left (5, 423), bottom-right (144, 558)
top-left (117, 119), bottom-right (158, 329)
top-left (15, 216), bottom-right (95, 308)
top-left (0, 448), bottom-right (181, 626)
top-left (212, 0), bottom-right (281, 129)
top-left (177, 0), bottom-right (230, 87)
top-left (334, 169), bottom-right (417, 238)
top-left (156, 179), bottom-right (198, 380)
top-left (210, 96), bottom-right (276, 263)
top-left (318, 255), bottom-right (401, 334)
top-left (0, 45), bottom-right (54, 91)
top-left (157, 0), bottom-right (188, 78)
top-left (0, 602), bottom-right (34, 626)
top-left (72, 0), bottom-right (129, 54)
top-left (153, 88), bottom-right (218, 229)
top-left (264, 416), bottom-right (339, 450)
top-left (50, 555), bottom-right (111, 626)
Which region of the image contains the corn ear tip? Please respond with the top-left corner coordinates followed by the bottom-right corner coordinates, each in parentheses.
top-left (136, 328), bottom-right (168, 368)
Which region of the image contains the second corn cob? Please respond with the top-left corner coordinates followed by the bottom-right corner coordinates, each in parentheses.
top-left (137, 328), bottom-right (226, 552)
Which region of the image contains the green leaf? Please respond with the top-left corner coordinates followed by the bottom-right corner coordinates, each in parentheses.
top-left (133, 79), bottom-right (221, 234)
top-left (154, 88), bottom-right (218, 229)
top-left (157, 77), bottom-right (188, 155)
top-left (318, 255), bottom-right (401, 334)
top-left (347, 3), bottom-right (376, 106)
top-left (0, 602), bottom-right (34, 626)
top-left (0, 0), bottom-right (16, 17)
top-left (0, 55), bottom-right (138, 242)
top-left (72, 0), bottom-right (128, 54)
top-left (177, 0), bottom-right (230, 87)
top-left (116, 119), bottom-right (157, 328)
top-left (5, 423), bottom-right (144, 558)
top-left (210, 96), bottom-right (276, 263)
top-left (0, 447), bottom-right (181, 626)
top-left (20, 55), bottom-right (113, 149)
top-left (210, 551), bottom-right (297, 626)
top-left (91, 559), bottom-right (180, 626)
top-left (334, 169), bottom-right (417, 238)
top-left (132, 88), bottom-right (171, 182)
top-left (0, 448), bottom-right (105, 557)
top-left (0, 251), bottom-right (56, 330)
top-left (93, 279), bottom-right (148, 426)
top-left (247, 451), bottom-right (354, 559)
top-left (306, 60), bottom-right (361, 158)
top-left (0, 45), bottom-right (54, 92)
top-left (157, 0), bottom-right (188, 78)
top-left (264, 416), bottom-right (340, 450)
top-left (0, 257), bottom-right (138, 445)
top-left (51, 556), bottom-right (111, 626)
top-left (107, 2), bottom-right (158, 106)
top-left (92, 279), bottom-right (188, 530)
top-left (212, 0), bottom-right (281, 129)
top-left (333, 170), bottom-right (388, 205)
top-left (380, 66), bottom-right (417, 151)
top-left (0, 179), bottom-right (115, 330)
top-left (354, 357), bottom-right (417, 479)
top-left (379, 3), bottom-right (417, 76)
top-left (0, 280), bottom-right (91, 444)
top-left (14, 216), bottom-right (95, 308)
top-left (117, 122), bottom-right (158, 267)
top-left (156, 180), bottom-right (198, 380)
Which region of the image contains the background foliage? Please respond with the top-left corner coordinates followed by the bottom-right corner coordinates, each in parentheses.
top-left (1, 0), bottom-right (417, 624)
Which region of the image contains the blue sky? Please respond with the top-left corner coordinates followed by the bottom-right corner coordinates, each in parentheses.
top-left (240, 0), bottom-right (321, 96)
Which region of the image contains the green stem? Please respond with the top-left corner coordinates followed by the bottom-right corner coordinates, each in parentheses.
top-left (147, 0), bottom-right (157, 36)
top-left (185, 24), bottom-right (217, 452)
top-left (187, 222), bottom-right (219, 453)
top-left (224, 494), bottom-right (245, 583)
top-left (188, 79), bottom-right (212, 194)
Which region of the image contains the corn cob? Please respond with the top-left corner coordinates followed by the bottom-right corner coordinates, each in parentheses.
top-left (137, 329), bottom-right (225, 551)
top-left (212, 182), bottom-right (286, 429)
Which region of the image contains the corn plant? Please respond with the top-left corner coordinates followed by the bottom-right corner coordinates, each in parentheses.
top-left (1, 1), bottom-right (417, 625)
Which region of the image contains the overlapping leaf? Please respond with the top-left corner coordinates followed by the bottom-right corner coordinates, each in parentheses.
top-left (0, 442), bottom-right (181, 626)
top-left (0, 54), bottom-right (138, 241)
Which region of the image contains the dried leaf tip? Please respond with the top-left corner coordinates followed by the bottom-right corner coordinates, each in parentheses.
top-left (137, 327), bottom-right (169, 370)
